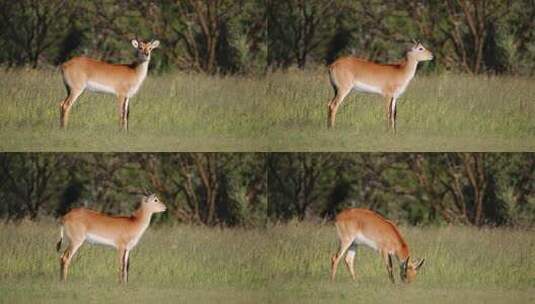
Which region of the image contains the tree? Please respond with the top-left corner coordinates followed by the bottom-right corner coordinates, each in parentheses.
top-left (0, 0), bottom-right (74, 68)
top-left (268, 0), bottom-right (339, 69)
top-left (0, 154), bottom-right (63, 220)
top-left (140, 0), bottom-right (245, 74)
top-left (268, 153), bottom-right (340, 220)
top-left (396, 0), bottom-right (513, 74)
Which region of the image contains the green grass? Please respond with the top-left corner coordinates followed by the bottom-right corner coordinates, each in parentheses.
top-left (0, 69), bottom-right (271, 152)
top-left (1, 221), bottom-right (533, 303)
top-left (263, 223), bottom-right (535, 303)
top-left (262, 70), bottom-right (535, 151)
top-left (0, 221), bottom-right (270, 303)
top-left (0, 69), bottom-right (534, 151)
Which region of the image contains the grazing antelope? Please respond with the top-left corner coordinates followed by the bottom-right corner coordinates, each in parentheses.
top-left (59, 39), bottom-right (160, 131)
top-left (56, 194), bottom-right (166, 283)
top-left (327, 40), bottom-right (433, 132)
top-left (331, 208), bottom-right (425, 283)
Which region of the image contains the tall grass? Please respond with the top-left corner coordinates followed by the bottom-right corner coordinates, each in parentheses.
top-left (0, 69), bottom-right (271, 151)
top-left (262, 70), bottom-right (535, 151)
top-left (0, 221), bottom-right (269, 303)
top-left (0, 69), bottom-right (534, 151)
top-left (0, 221), bottom-right (533, 303)
top-left (261, 222), bottom-right (535, 303)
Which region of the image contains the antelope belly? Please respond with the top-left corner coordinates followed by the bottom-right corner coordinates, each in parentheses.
top-left (86, 233), bottom-right (117, 247)
top-left (353, 81), bottom-right (383, 94)
top-left (86, 81), bottom-right (116, 94)
top-left (353, 233), bottom-right (378, 251)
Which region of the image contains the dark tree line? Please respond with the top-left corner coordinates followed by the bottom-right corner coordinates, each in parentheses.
top-left (268, 0), bottom-right (535, 75)
top-left (1, 153), bottom-right (534, 227)
top-left (0, 153), bottom-right (267, 227)
top-left (0, 0), bottom-right (267, 75)
top-left (1, 0), bottom-right (534, 75)
top-left (268, 153), bottom-right (535, 227)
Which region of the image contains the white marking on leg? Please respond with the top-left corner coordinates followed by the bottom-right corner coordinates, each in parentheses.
top-left (123, 250), bottom-right (130, 282)
top-left (123, 98), bottom-right (129, 127)
top-left (390, 97), bottom-right (397, 115)
top-left (346, 246), bottom-right (356, 259)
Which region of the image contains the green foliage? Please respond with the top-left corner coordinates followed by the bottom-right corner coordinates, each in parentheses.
top-left (268, 153), bottom-right (535, 227)
top-left (0, 153), bottom-right (266, 227)
top-left (1, 0), bottom-right (534, 74)
top-left (0, 0), bottom-right (76, 68)
top-left (266, 0), bottom-right (535, 75)
top-left (0, 0), bottom-right (267, 75)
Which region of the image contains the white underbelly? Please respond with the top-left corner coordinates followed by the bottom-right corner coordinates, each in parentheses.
top-left (126, 236), bottom-right (141, 250)
top-left (394, 84), bottom-right (409, 98)
top-left (86, 233), bottom-right (117, 248)
top-left (353, 233), bottom-right (379, 251)
top-left (352, 81), bottom-right (383, 95)
top-left (86, 81), bottom-right (117, 94)
top-left (127, 83), bottom-right (142, 97)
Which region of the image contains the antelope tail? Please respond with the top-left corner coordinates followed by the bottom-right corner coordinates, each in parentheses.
top-left (56, 226), bottom-right (64, 252)
top-left (328, 66), bottom-right (338, 95)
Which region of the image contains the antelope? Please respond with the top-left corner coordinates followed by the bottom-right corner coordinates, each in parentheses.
top-left (56, 193), bottom-right (166, 283)
top-left (327, 40), bottom-right (433, 132)
top-left (331, 208), bottom-right (425, 283)
top-left (58, 39), bottom-right (160, 131)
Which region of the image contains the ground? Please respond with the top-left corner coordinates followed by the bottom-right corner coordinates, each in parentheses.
top-left (0, 69), bottom-right (534, 151)
top-left (1, 221), bottom-right (533, 303)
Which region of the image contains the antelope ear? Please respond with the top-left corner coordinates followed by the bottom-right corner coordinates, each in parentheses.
top-left (131, 39), bottom-right (139, 48)
top-left (151, 40), bottom-right (160, 49)
top-left (415, 258), bottom-right (425, 270)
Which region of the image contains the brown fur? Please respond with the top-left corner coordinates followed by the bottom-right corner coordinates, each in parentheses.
top-left (58, 39), bottom-right (160, 131)
top-left (331, 208), bottom-right (425, 283)
top-left (57, 194), bottom-right (165, 284)
top-left (327, 42), bottom-right (433, 131)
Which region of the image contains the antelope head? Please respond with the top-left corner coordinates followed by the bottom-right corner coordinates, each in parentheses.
top-left (131, 39), bottom-right (160, 62)
top-left (407, 40), bottom-right (433, 62)
top-left (400, 256), bottom-right (425, 283)
top-left (142, 193), bottom-right (167, 214)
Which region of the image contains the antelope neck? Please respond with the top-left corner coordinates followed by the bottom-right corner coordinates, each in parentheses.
top-left (131, 206), bottom-right (153, 227)
top-left (396, 243), bottom-right (410, 261)
top-left (133, 59), bottom-right (149, 75)
top-left (401, 56), bottom-right (419, 78)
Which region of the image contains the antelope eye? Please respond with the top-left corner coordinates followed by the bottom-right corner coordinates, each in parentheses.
top-left (418, 47), bottom-right (424, 51)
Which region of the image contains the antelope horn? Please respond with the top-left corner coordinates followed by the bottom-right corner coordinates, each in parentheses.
top-left (415, 258), bottom-right (425, 270)
top-left (401, 256), bottom-right (410, 271)
top-left (141, 187), bottom-right (150, 196)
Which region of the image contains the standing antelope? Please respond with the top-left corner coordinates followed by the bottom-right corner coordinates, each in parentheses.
top-left (59, 39), bottom-right (160, 131)
top-left (327, 41), bottom-right (433, 132)
top-left (331, 208), bottom-right (425, 283)
top-left (56, 194), bottom-right (166, 283)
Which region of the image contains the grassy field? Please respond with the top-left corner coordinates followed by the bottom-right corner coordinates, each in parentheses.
top-left (1, 221), bottom-right (533, 303)
top-left (263, 70), bottom-right (535, 151)
top-left (0, 69), bottom-right (534, 151)
top-left (0, 221), bottom-right (269, 303)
